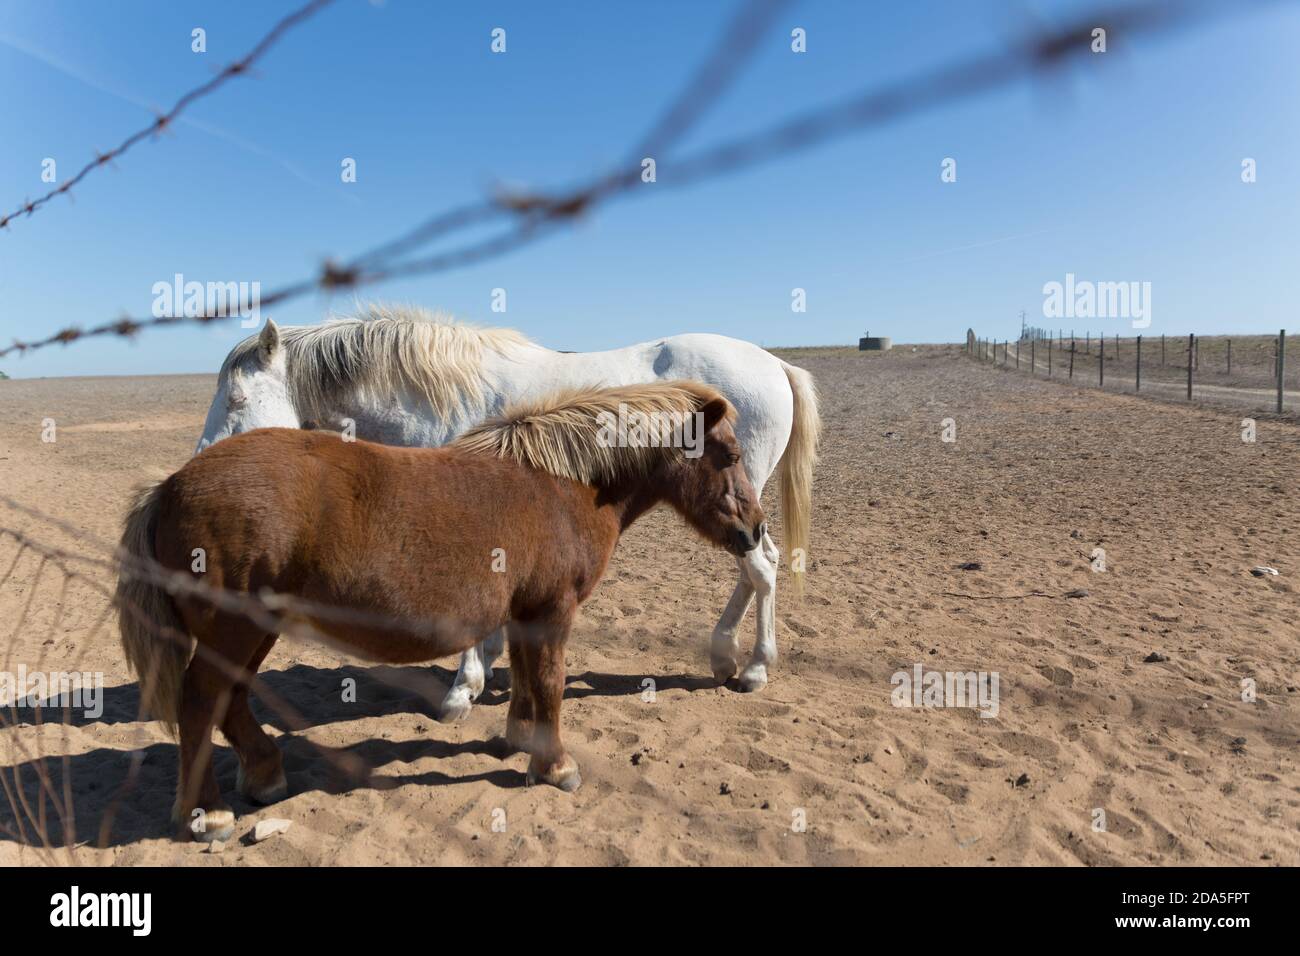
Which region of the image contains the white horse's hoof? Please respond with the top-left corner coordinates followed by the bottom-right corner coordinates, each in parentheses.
top-left (711, 655), bottom-right (738, 685)
top-left (190, 809), bottom-right (235, 843)
top-left (237, 765), bottom-right (288, 805)
top-left (737, 664), bottom-right (768, 693)
top-left (437, 690), bottom-right (474, 723)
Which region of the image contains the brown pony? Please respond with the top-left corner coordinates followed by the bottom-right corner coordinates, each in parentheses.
top-left (114, 381), bottom-right (765, 841)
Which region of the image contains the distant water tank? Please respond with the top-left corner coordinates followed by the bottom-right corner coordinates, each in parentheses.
top-left (858, 332), bottom-right (891, 351)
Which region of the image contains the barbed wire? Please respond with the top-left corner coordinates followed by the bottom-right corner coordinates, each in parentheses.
top-left (0, 495), bottom-right (486, 665)
top-left (0, 0), bottom-right (1290, 858)
top-left (1, 0), bottom-right (1280, 361)
top-left (0, 0), bottom-right (336, 233)
top-left (0, 528), bottom-right (405, 856)
top-left (0, 495), bottom-right (507, 853)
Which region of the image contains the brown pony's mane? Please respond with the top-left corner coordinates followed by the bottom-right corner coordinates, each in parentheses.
top-left (452, 381), bottom-right (735, 486)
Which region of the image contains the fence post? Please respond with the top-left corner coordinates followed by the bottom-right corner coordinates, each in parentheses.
top-left (1099, 335), bottom-right (1104, 387)
top-left (1227, 338), bottom-right (1231, 375)
top-left (1195, 335), bottom-right (1199, 370)
top-left (1086, 331), bottom-right (1090, 354)
top-left (1115, 333), bottom-right (1120, 361)
top-left (1136, 335), bottom-right (1142, 392)
top-left (1031, 337), bottom-right (1036, 376)
top-left (1161, 333), bottom-right (1165, 366)
top-left (1016, 340), bottom-right (1020, 369)
top-left (1048, 336), bottom-right (1053, 377)
top-left (1187, 333), bottom-right (1194, 400)
top-left (1279, 329), bottom-right (1286, 414)
top-left (1069, 341), bottom-right (1075, 379)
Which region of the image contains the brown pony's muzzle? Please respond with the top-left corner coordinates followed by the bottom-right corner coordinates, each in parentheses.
top-left (729, 518), bottom-right (767, 556)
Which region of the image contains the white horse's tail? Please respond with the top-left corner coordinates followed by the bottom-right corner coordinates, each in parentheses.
top-left (777, 360), bottom-right (821, 597)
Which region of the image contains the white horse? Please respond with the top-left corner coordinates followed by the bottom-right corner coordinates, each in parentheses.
top-left (196, 306), bottom-right (819, 720)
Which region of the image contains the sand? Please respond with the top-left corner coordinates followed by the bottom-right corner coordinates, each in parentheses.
top-left (1, 345), bottom-right (1297, 866)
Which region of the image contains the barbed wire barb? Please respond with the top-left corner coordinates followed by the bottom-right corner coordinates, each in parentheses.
top-left (0, 0), bottom-right (1279, 361)
top-left (0, 0), bottom-right (337, 232)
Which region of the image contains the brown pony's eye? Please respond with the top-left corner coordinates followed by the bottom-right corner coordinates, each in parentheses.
top-left (728, 453), bottom-right (741, 464)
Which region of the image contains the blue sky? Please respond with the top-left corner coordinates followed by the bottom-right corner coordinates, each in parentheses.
top-left (1, 0), bottom-right (1297, 378)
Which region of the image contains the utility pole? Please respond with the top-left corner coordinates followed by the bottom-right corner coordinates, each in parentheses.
top-left (1019, 310), bottom-right (1027, 340)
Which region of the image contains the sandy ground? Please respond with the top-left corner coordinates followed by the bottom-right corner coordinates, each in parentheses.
top-left (1, 345), bottom-right (1297, 866)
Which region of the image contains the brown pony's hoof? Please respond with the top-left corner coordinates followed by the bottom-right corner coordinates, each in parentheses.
top-left (526, 756), bottom-right (582, 793)
top-left (238, 765), bottom-right (289, 805)
top-left (188, 809), bottom-right (236, 843)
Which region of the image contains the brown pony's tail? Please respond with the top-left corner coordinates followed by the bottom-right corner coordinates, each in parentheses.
top-left (777, 360), bottom-right (821, 598)
top-left (114, 480), bottom-right (190, 735)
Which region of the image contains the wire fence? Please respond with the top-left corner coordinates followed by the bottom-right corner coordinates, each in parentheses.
top-left (0, 494), bottom-right (495, 861)
top-left (0, 0), bottom-right (1278, 360)
top-left (1, 0), bottom-right (1291, 858)
top-left (0, 0), bottom-right (337, 233)
top-left (966, 329), bottom-right (1293, 415)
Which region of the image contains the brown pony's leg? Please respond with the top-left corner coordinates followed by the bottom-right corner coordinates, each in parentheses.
top-left (174, 619), bottom-right (270, 842)
top-left (522, 610), bottom-right (581, 792)
top-left (221, 634), bottom-right (287, 805)
top-left (175, 652), bottom-right (237, 842)
top-left (505, 623), bottom-right (535, 754)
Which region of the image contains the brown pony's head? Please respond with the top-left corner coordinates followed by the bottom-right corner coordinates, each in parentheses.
top-left (452, 380), bottom-right (766, 556)
top-left (665, 391), bottom-right (766, 557)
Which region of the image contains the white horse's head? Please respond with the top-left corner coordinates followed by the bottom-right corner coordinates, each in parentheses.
top-left (196, 319), bottom-right (300, 454)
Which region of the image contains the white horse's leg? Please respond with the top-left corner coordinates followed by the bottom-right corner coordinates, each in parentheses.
top-left (482, 626), bottom-right (508, 688)
top-left (437, 627), bottom-right (509, 722)
top-left (710, 560), bottom-right (755, 684)
top-left (737, 532), bottom-right (779, 693)
top-left (438, 646), bottom-right (486, 723)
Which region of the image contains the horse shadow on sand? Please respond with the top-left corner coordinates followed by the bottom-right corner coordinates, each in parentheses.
top-left (0, 661), bottom-right (716, 848)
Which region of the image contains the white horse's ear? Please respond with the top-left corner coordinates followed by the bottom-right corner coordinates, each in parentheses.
top-left (257, 318), bottom-right (280, 364)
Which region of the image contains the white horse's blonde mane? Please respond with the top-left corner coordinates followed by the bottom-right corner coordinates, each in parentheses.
top-left (225, 304), bottom-right (532, 419)
top-left (453, 381), bottom-right (734, 486)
